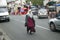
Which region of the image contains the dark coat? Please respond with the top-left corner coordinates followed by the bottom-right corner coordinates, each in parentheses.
top-left (25, 15), bottom-right (35, 27)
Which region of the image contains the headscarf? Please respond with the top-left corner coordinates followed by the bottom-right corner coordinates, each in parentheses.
top-left (26, 9), bottom-right (33, 18)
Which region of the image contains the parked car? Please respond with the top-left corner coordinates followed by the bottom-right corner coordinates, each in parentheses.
top-left (30, 6), bottom-right (38, 15)
top-left (0, 0), bottom-right (10, 22)
top-left (37, 8), bottom-right (48, 19)
top-left (49, 15), bottom-right (60, 31)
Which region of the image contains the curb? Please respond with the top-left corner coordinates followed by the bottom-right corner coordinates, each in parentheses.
top-left (0, 29), bottom-right (11, 40)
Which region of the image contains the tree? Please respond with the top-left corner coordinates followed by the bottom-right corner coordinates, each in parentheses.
top-left (47, 1), bottom-right (56, 6)
top-left (27, 0), bottom-right (43, 5)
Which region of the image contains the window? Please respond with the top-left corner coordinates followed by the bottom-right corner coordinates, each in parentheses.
top-left (0, 7), bottom-right (8, 13)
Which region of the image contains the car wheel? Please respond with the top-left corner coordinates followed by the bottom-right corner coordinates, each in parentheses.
top-left (50, 23), bottom-right (56, 32)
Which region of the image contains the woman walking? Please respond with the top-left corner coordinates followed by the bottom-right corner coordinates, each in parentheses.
top-left (25, 10), bottom-right (35, 34)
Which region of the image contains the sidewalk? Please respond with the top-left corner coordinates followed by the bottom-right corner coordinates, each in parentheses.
top-left (0, 28), bottom-right (11, 40)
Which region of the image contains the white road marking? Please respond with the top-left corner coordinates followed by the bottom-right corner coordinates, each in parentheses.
top-left (36, 25), bottom-right (50, 30)
top-left (11, 19), bottom-right (50, 31)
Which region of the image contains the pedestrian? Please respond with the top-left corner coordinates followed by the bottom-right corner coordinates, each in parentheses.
top-left (20, 7), bottom-right (24, 15)
top-left (56, 11), bottom-right (60, 17)
top-left (17, 7), bottom-right (21, 15)
top-left (25, 10), bottom-right (35, 34)
top-left (24, 5), bottom-right (28, 14)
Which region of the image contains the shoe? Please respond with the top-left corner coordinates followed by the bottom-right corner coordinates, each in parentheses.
top-left (30, 31), bottom-right (32, 35)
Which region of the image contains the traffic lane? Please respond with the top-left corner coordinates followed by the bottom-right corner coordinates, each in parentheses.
top-left (10, 16), bottom-right (60, 40)
top-left (35, 18), bottom-right (49, 29)
top-left (36, 27), bottom-right (60, 40)
top-left (12, 18), bottom-right (60, 40)
top-left (9, 15), bottom-right (56, 30)
top-left (10, 15), bottom-right (49, 29)
top-left (0, 19), bottom-right (50, 40)
top-left (0, 20), bottom-right (27, 40)
top-left (0, 16), bottom-right (60, 40)
top-left (11, 18), bottom-right (60, 40)
top-left (9, 15), bottom-right (25, 21)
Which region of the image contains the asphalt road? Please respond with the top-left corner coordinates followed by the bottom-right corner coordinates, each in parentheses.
top-left (0, 15), bottom-right (60, 40)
